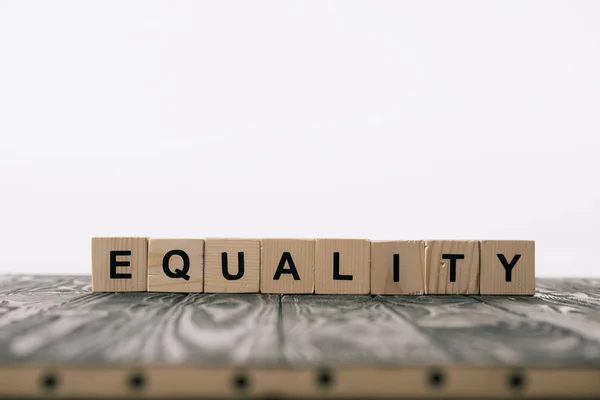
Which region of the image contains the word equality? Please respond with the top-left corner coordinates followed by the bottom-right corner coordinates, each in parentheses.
top-left (91, 238), bottom-right (535, 295)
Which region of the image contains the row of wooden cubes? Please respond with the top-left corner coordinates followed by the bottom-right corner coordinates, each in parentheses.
top-left (92, 238), bottom-right (534, 295)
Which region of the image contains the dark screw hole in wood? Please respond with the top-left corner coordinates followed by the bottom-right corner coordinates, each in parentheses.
top-left (128, 372), bottom-right (146, 390)
top-left (428, 370), bottom-right (445, 388)
top-left (508, 372), bottom-right (525, 390)
top-left (316, 368), bottom-right (334, 389)
top-left (40, 372), bottom-right (59, 391)
top-left (233, 373), bottom-right (249, 391)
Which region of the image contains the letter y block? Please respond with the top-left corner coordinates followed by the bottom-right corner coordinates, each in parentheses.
top-left (480, 240), bottom-right (535, 295)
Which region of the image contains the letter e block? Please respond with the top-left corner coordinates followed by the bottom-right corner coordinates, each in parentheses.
top-left (425, 240), bottom-right (479, 294)
top-left (480, 240), bottom-right (535, 295)
top-left (148, 238), bottom-right (204, 293)
top-left (92, 237), bottom-right (148, 292)
top-left (204, 238), bottom-right (260, 293)
top-left (371, 240), bottom-right (425, 295)
top-left (261, 239), bottom-right (315, 294)
top-left (315, 239), bottom-right (370, 294)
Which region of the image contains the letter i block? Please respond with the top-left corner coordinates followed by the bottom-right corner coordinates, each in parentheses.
top-left (371, 240), bottom-right (425, 295)
top-left (147, 238), bottom-right (205, 293)
top-left (92, 237), bottom-right (148, 292)
top-left (425, 240), bottom-right (479, 294)
top-left (480, 240), bottom-right (535, 295)
top-left (204, 238), bottom-right (260, 293)
top-left (260, 239), bottom-right (315, 294)
top-left (315, 239), bottom-right (370, 294)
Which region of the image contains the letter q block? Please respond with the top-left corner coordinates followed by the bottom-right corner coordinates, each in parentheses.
top-left (92, 237), bottom-right (148, 292)
top-left (147, 238), bottom-right (205, 293)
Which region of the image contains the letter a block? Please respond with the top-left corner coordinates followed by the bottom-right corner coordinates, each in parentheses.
top-left (480, 240), bottom-right (535, 295)
top-left (371, 240), bottom-right (425, 295)
top-left (92, 237), bottom-right (148, 292)
top-left (425, 240), bottom-right (479, 294)
top-left (260, 239), bottom-right (315, 294)
top-left (147, 238), bottom-right (205, 293)
top-left (204, 238), bottom-right (260, 293)
top-left (315, 239), bottom-right (370, 294)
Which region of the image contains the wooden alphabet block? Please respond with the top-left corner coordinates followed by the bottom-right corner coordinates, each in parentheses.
top-left (147, 238), bottom-right (204, 293)
top-left (315, 239), bottom-right (370, 294)
top-left (371, 240), bottom-right (425, 295)
top-left (204, 238), bottom-right (260, 293)
top-left (480, 240), bottom-right (535, 295)
top-left (92, 237), bottom-right (148, 292)
top-left (424, 240), bottom-right (479, 294)
top-left (260, 239), bottom-right (315, 294)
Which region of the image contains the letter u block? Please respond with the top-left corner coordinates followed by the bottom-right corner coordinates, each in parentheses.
top-left (92, 237), bottom-right (148, 292)
top-left (204, 238), bottom-right (260, 293)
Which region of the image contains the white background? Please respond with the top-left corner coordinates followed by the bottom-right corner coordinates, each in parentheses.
top-left (0, 1), bottom-right (598, 277)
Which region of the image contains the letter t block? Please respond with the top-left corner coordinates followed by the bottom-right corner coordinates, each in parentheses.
top-left (92, 237), bottom-right (148, 292)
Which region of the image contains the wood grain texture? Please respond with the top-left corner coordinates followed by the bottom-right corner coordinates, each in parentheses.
top-left (2, 275), bottom-right (600, 372)
top-left (370, 240), bottom-right (425, 295)
top-left (480, 240), bottom-right (535, 295)
top-left (377, 294), bottom-right (600, 366)
top-left (0, 290), bottom-right (281, 366)
top-left (314, 239), bottom-right (370, 294)
top-left (204, 238), bottom-right (260, 293)
top-left (148, 238), bottom-right (204, 293)
top-left (92, 237), bottom-right (148, 292)
top-left (260, 239), bottom-right (315, 294)
top-left (424, 240), bottom-right (479, 294)
top-left (476, 291), bottom-right (600, 344)
top-left (536, 278), bottom-right (600, 308)
top-left (0, 275), bottom-right (91, 329)
top-left (280, 294), bottom-right (449, 365)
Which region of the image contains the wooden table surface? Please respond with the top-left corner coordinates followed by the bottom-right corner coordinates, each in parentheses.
top-left (1, 275), bottom-right (599, 399)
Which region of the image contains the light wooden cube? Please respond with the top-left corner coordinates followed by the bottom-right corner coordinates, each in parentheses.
top-left (204, 238), bottom-right (260, 293)
top-left (261, 239), bottom-right (315, 294)
top-left (371, 240), bottom-right (425, 295)
top-left (480, 240), bottom-right (535, 295)
top-left (315, 239), bottom-right (370, 294)
top-left (147, 238), bottom-right (204, 293)
top-left (424, 240), bottom-right (479, 294)
top-left (92, 237), bottom-right (148, 292)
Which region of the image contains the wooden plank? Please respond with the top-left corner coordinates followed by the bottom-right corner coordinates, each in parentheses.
top-left (3, 365), bottom-right (600, 399)
top-left (0, 275), bottom-right (91, 329)
top-left (475, 293), bottom-right (600, 345)
top-left (535, 278), bottom-right (600, 308)
top-left (280, 294), bottom-right (450, 366)
top-left (0, 291), bottom-right (281, 366)
top-left (377, 295), bottom-right (600, 366)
